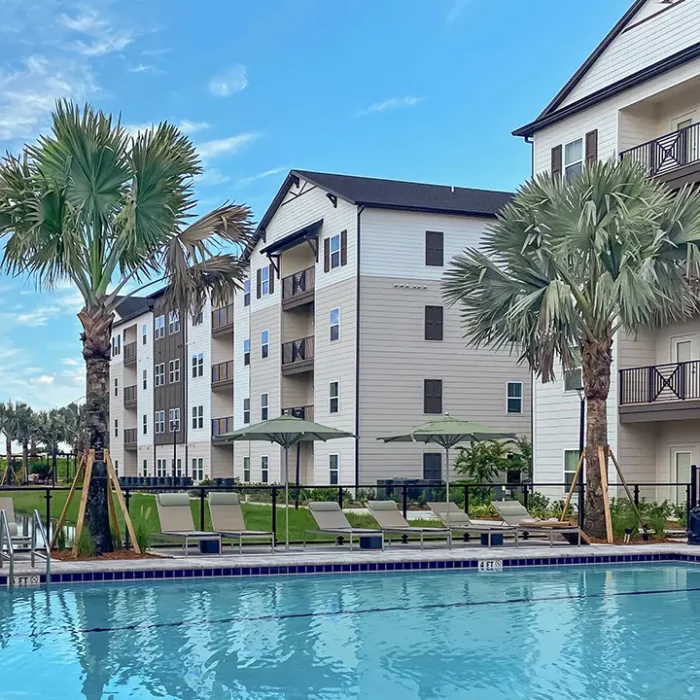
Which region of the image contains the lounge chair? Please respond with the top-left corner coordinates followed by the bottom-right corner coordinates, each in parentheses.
top-left (366, 501), bottom-right (451, 550)
top-left (153, 493), bottom-right (221, 557)
top-left (305, 502), bottom-right (384, 551)
top-left (0, 497), bottom-right (30, 549)
top-left (428, 501), bottom-right (517, 548)
top-left (208, 492), bottom-right (275, 554)
top-left (493, 500), bottom-right (582, 547)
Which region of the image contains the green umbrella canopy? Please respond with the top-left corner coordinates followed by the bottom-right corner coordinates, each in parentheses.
top-left (377, 415), bottom-right (516, 449)
top-left (221, 414), bottom-right (355, 449)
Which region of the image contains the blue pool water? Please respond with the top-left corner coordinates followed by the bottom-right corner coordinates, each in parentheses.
top-left (1, 564), bottom-right (700, 699)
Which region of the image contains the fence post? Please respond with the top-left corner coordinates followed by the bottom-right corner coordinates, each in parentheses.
top-left (463, 485), bottom-right (469, 515)
top-left (687, 484), bottom-right (692, 528)
top-left (44, 488), bottom-right (51, 536)
top-left (199, 488), bottom-right (205, 531)
top-left (124, 489), bottom-right (131, 549)
top-left (522, 483), bottom-right (529, 510)
top-left (578, 475), bottom-right (585, 530)
top-left (633, 484), bottom-right (640, 509)
top-left (402, 485), bottom-right (408, 519)
top-left (272, 487), bottom-right (278, 545)
top-left (691, 465), bottom-right (698, 510)
top-left (338, 485), bottom-right (343, 510)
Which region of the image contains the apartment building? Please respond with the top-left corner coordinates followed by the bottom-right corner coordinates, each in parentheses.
top-left (514, 0), bottom-right (700, 500)
top-left (233, 170), bottom-right (531, 486)
top-left (109, 289), bottom-right (234, 482)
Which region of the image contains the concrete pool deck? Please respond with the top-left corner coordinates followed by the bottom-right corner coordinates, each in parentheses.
top-left (3, 541), bottom-right (699, 585)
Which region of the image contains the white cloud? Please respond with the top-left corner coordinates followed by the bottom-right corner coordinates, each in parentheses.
top-left (197, 132), bottom-right (260, 160)
top-left (356, 96), bottom-right (424, 117)
top-left (127, 63), bottom-right (163, 75)
top-left (60, 8), bottom-right (133, 57)
top-left (238, 167), bottom-right (287, 186)
top-left (29, 375), bottom-right (54, 386)
top-left (123, 122), bottom-right (155, 138)
top-left (195, 168), bottom-right (231, 187)
top-left (13, 305), bottom-right (61, 327)
top-left (62, 358), bottom-right (81, 366)
top-left (208, 65), bottom-right (248, 97)
top-left (141, 48), bottom-right (171, 57)
top-left (0, 55), bottom-right (98, 143)
top-left (179, 120), bottom-right (210, 135)
top-left (446, 0), bottom-right (472, 22)
top-left (58, 10), bottom-right (106, 35)
top-left (71, 33), bottom-right (133, 57)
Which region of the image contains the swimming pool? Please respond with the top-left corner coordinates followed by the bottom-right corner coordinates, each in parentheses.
top-left (1, 564), bottom-right (699, 699)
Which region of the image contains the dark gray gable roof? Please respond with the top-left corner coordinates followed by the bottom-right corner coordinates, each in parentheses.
top-left (114, 287), bottom-right (167, 327)
top-left (513, 0), bottom-right (654, 138)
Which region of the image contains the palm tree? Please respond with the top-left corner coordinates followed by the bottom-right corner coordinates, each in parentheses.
top-left (443, 159), bottom-right (700, 538)
top-left (0, 101), bottom-right (253, 553)
top-left (59, 402), bottom-right (88, 457)
top-left (0, 402), bottom-right (14, 482)
top-left (11, 402), bottom-right (35, 483)
top-left (36, 409), bottom-right (65, 481)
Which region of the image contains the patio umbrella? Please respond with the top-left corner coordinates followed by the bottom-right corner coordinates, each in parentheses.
top-left (221, 415), bottom-right (355, 549)
top-left (377, 415), bottom-right (516, 526)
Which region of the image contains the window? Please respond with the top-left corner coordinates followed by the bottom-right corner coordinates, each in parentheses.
top-left (324, 232), bottom-right (347, 271)
top-left (564, 368), bottom-right (582, 393)
top-left (142, 459), bottom-right (148, 477)
top-left (261, 393), bottom-right (269, 420)
top-left (169, 407), bottom-right (180, 432)
top-left (169, 359), bottom-right (180, 384)
top-left (424, 305), bottom-right (444, 341)
top-left (330, 308), bottom-right (340, 342)
top-left (564, 138), bottom-right (583, 181)
top-left (192, 405), bottom-right (203, 429)
top-left (155, 410), bottom-right (165, 434)
top-left (330, 234), bottom-right (341, 269)
top-left (243, 279), bottom-right (251, 307)
top-left (243, 398), bottom-right (250, 424)
top-left (157, 458), bottom-right (167, 477)
top-left (192, 458), bottom-right (204, 482)
top-left (261, 330), bottom-right (269, 359)
top-left (261, 456), bottom-right (269, 484)
top-left (243, 339), bottom-right (250, 366)
top-left (425, 231), bottom-right (444, 267)
top-left (114, 419), bottom-right (118, 438)
top-left (168, 310), bottom-right (180, 334)
top-left (506, 382), bottom-right (523, 414)
top-left (564, 450), bottom-right (580, 490)
top-left (155, 363), bottom-right (165, 387)
top-left (329, 454), bottom-right (339, 485)
top-left (423, 453), bottom-right (442, 481)
top-left (192, 353), bottom-right (203, 378)
top-left (142, 369), bottom-right (147, 390)
top-left (112, 334), bottom-right (121, 356)
top-left (424, 379), bottom-right (443, 414)
top-left (192, 309), bottom-right (203, 326)
top-left (114, 460), bottom-right (118, 476)
top-left (243, 456), bottom-right (251, 483)
top-left (175, 458), bottom-right (182, 478)
top-left (154, 315), bottom-right (165, 339)
top-left (142, 323), bottom-right (147, 345)
top-left (329, 381), bottom-right (339, 414)
top-left (261, 266), bottom-right (270, 296)
top-left (114, 378), bottom-right (119, 397)
top-left (142, 414), bottom-right (147, 435)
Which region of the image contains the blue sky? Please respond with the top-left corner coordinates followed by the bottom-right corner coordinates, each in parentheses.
top-left (0, 0), bottom-right (632, 409)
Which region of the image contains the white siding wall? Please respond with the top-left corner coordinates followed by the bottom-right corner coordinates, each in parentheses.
top-left (109, 326), bottom-right (125, 474)
top-left (560, 0), bottom-right (700, 108)
top-left (136, 311), bottom-right (154, 449)
top-left (186, 298), bottom-right (212, 447)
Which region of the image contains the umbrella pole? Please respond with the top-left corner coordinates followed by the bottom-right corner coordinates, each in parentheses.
top-left (445, 445), bottom-right (450, 529)
top-left (285, 446), bottom-right (290, 550)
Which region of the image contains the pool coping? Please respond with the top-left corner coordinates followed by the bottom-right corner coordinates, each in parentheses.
top-left (4, 543), bottom-right (700, 587)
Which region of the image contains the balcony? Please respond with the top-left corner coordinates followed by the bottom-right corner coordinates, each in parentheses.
top-left (282, 266), bottom-right (315, 310)
top-left (619, 361), bottom-right (700, 422)
top-left (211, 304), bottom-right (234, 336)
top-left (124, 428), bottom-right (138, 450)
top-left (123, 385), bottom-right (137, 409)
top-left (620, 122), bottom-right (700, 188)
top-left (124, 342), bottom-right (137, 367)
top-left (282, 405), bottom-right (314, 422)
top-left (212, 360), bottom-right (233, 391)
top-left (281, 335), bottom-right (315, 375)
top-left (211, 416), bottom-right (234, 444)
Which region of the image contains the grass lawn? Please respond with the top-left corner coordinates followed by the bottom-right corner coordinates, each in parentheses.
top-left (9, 488), bottom-right (443, 544)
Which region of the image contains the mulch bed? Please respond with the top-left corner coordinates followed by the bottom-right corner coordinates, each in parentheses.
top-left (51, 550), bottom-right (157, 562)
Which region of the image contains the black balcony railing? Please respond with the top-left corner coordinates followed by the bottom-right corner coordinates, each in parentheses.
top-left (212, 304), bottom-right (234, 332)
top-left (124, 428), bottom-right (138, 446)
top-left (620, 122), bottom-right (700, 178)
top-left (282, 405), bottom-right (314, 421)
top-left (212, 360), bottom-right (233, 384)
top-left (282, 266), bottom-right (315, 301)
top-left (123, 385), bottom-right (137, 406)
top-left (124, 342), bottom-right (137, 364)
top-left (282, 336), bottom-right (315, 366)
top-left (620, 360), bottom-right (700, 405)
top-left (212, 417), bottom-right (234, 438)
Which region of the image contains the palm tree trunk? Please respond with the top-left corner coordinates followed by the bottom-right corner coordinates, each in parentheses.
top-left (5, 437), bottom-right (11, 474)
top-left (79, 305), bottom-right (114, 555)
top-left (22, 442), bottom-right (29, 483)
top-left (582, 331), bottom-right (613, 540)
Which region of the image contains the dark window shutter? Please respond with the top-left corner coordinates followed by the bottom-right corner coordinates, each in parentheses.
top-left (585, 129), bottom-right (598, 167)
top-left (425, 306), bottom-right (443, 340)
top-left (324, 238), bottom-right (330, 272)
top-left (256, 268), bottom-right (262, 299)
top-left (424, 379), bottom-right (443, 414)
top-left (423, 453), bottom-right (442, 481)
top-left (340, 230), bottom-right (348, 266)
top-left (268, 264), bottom-right (275, 294)
top-left (425, 231), bottom-right (444, 266)
top-left (551, 145), bottom-right (562, 179)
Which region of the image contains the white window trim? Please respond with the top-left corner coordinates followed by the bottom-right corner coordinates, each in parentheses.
top-left (329, 453), bottom-right (339, 484)
top-left (563, 448), bottom-right (582, 494)
top-left (243, 397), bottom-right (251, 424)
top-left (506, 381), bottom-right (523, 415)
top-left (564, 137), bottom-right (584, 181)
top-left (330, 308), bottom-right (340, 341)
top-left (329, 381), bottom-right (340, 414)
top-left (261, 392), bottom-right (269, 420)
top-left (154, 315), bottom-right (165, 339)
top-left (261, 330), bottom-right (269, 358)
top-left (243, 456), bottom-right (251, 482)
top-left (243, 279), bottom-right (251, 306)
top-left (261, 266), bottom-right (270, 296)
top-left (329, 234), bottom-right (341, 269)
top-left (169, 310), bottom-right (180, 334)
top-left (169, 359), bottom-right (181, 384)
top-left (261, 455), bottom-right (269, 483)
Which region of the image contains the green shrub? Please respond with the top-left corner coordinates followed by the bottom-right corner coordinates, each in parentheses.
top-left (76, 527), bottom-right (95, 557)
top-left (134, 505), bottom-right (152, 552)
top-left (610, 499), bottom-right (640, 540)
top-left (55, 527), bottom-right (67, 552)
